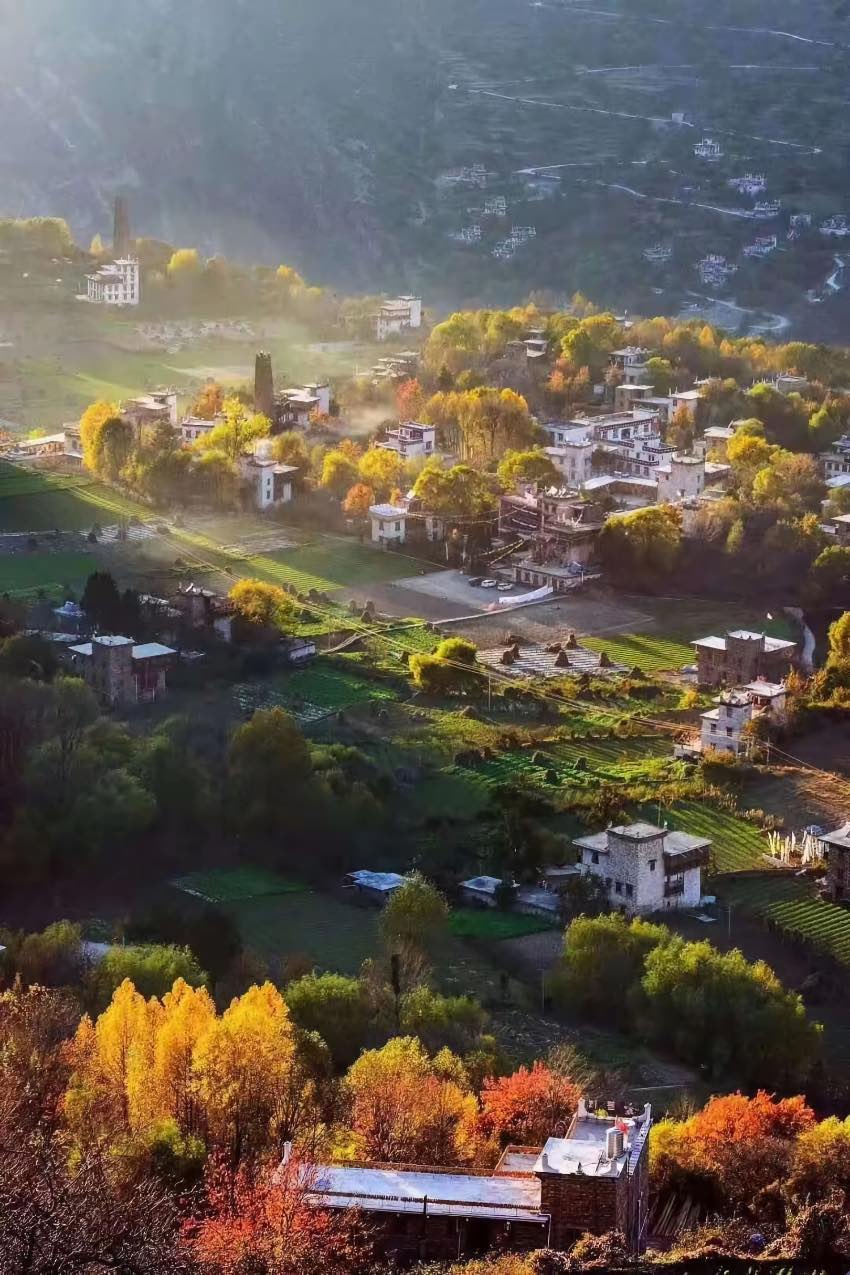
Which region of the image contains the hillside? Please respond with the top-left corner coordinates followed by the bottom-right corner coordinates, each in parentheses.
top-left (3, 0), bottom-right (850, 332)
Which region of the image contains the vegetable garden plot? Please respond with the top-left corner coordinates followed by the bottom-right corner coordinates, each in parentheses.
top-left (449, 909), bottom-right (556, 940)
top-left (580, 633), bottom-right (695, 676)
top-left (721, 875), bottom-right (850, 966)
top-left (173, 866), bottom-right (304, 903)
top-left (654, 801), bottom-right (769, 873)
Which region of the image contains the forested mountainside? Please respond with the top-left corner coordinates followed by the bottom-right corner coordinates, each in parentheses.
top-left (3, 0), bottom-right (850, 331)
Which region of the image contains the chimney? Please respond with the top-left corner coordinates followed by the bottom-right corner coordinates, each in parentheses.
top-left (606, 1127), bottom-right (624, 1160)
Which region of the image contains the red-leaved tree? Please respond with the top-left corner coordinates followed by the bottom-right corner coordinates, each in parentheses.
top-left (479, 1063), bottom-right (581, 1145)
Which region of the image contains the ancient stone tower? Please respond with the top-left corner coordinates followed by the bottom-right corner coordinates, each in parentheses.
top-left (113, 196), bottom-right (131, 258)
top-left (254, 351), bottom-right (275, 418)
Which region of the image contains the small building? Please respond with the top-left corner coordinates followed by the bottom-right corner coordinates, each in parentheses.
top-left (174, 583), bottom-right (235, 642)
top-left (693, 138), bottom-right (722, 160)
top-left (122, 390), bottom-right (178, 440)
top-left (460, 875), bottom-right (506, 908)
top-left (819, 434), bottom-right (850, 481)
top-left (609, 348), bottom-right (652, 385)
top-left (573, 822), bottom-right (710, 914)
top-left (545, 438), bottom-right (595, 487)
top-left (820, 821), bottom-right (850, 903)
top-left (66, 635), bottom-right (176, 706)
top-left (342, 870), bottom-right (409, 904)
top-left (307, 1097), bottom-right (652, 1258)
top-left (375, 297), bottom-right (422, 342)
top-left (702, 424), bottom-right (737, 460)
top-left (178, 415), bottom-right (219, 445)
top-left (377, 421), bottom-right (436, 461)
top-left (80, 256), bottom-right (140, 306)
top-left (700, 688), bottom-right (755, 756)
top-left (656, 454), bottom-right (706, 503)
top-left (692, 629), bottom-right (797, 689)
top-left (239, 455), bottom-right (297, 511)
top-left (369, 503), bottom-right (407, 545)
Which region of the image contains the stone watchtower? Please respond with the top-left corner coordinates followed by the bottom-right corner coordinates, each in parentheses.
top-left (113, 196), bottom-right (131, 258)
top-left (723, 631), bottom-right (766, 684)
top-left (90, 635), bottom-right (135, 707)
top-left (254, 352), bottom-right (275, 418)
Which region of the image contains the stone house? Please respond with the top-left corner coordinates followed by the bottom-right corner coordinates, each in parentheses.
top-left (307, 1098), bottom-right (652, 1260)
top-left (66, 635), bottom-right (176, 706)
top-left (692, 630), bottom-right (796, 689)
top-left (820, 822), bottom-right (850, 903)
top-left (572, 822), bottom-right (710, 914)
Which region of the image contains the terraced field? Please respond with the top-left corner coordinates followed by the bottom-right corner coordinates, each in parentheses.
top-left (234, 664), bottom-right (399, 724)
top-left (0, 550), bottom-right (96, 595)
top-left (0, 463), bottom-right (151, 532)
top-left (458, 735), bottom-right (675, 793)
top-left (580, 633), bottom-right (695, 676)
top-left (657, 801), bottom-right (769, 874)
top-left (720, 875), bottom-right (850, 967)
top-left (248, 542), bottom-right (434, 595)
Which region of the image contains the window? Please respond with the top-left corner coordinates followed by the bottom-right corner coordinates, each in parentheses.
top-left (615, 881), bottom-right (623, 895)
top-left (649, 859), bottom-right (656, 871)
top-left (605, 877), bottom-right (612, 889)
top-left (394, 522), bottom-right (400, 532)
top-left (592, 851), bottom-right (600, 865)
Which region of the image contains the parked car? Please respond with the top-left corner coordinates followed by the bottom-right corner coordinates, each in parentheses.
top-left (480, 579), bottom-right (498, 588)
top-left (467, 576), bottom-right (483, 587)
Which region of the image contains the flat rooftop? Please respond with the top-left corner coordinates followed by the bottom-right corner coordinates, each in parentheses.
top-left (308, 1165), bottom-right (547, 1222)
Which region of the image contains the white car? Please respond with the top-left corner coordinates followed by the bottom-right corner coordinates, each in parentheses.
top-left (497, 583), bottom-right (513, 592)
top-left (480, 578), bottom-right (498, 588)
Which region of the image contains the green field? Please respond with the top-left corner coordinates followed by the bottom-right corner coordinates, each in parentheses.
top-left (449, 908), bottom-right (556, 940)
top-left (580, 633), bottom-right (695, 676)
top-left (172, 866), bottom-right (305, 903)
top-left (656, 801), bottom-right (769, 874)
top-left (249, 541), bottom-right (433, 595)
top-left (720, 875), bottom-right (850, 967)
top-left (0, 550), bottom-right (96, 595)
top-left (223, 891), bottom-right (381, 974)
top-left (234, 663), bottom-right (399, 724)
top-left (0, 463), bottom-right (152, 532)
top-left (458, 735), bottom-right (674, 794)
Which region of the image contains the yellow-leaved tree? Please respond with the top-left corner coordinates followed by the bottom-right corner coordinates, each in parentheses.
top-left (79, 400), bottom-right (121, 473)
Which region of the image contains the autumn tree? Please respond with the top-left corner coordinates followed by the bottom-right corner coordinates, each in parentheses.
top-left (228, 578), bottom-right (298, 633)
top-left (480, 1063), bottom-right (581, 1144)
top-left (667, 402), bottom-right (694, 452)
top-left (497, 449), bottom-right (559, 491)
top-left (167, 247), bottom-right (202, 282)
top-left (409, 636), bottom-right (481, 696)
top-left (79, 399), bottom-right (121, 473)
top-left (192, 382), bottom-right (225, 420)
top-left (396, 377), bottom-right (425, 420)
top-left (321, 450), bottom-right (359, 497)
top-left (358, 447), bottom-right (403, 499)
top-left (342, 483), bottom-right (375, 519)
top-left (198, 397), bottom-right (271, 462)
top-left (343, 1036), bottom-right (477, 1164)
top-left (599, 505), bottom-right (682, 579)
top-left (285, 972), bottom-right (373, 1070)
top-left (411, 463), bottom-right (498, 520)
top-left (552, 914), bottom-right (669, 1020)
top-left (188, 1153), bottom-right (372, 1275)
top-left (272, 431), bottom-right (310, 470)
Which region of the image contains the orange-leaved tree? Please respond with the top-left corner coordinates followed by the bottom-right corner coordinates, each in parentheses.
top-left (342, 483), bottom-right (375, 519)
top-left (479, 1062), bottom-right (581, 1145)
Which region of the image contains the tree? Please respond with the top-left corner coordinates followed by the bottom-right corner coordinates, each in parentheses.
top-left (396, 378), bottom-right (425, 420)
top-left (599, 505), bottom-right (682, 578)
top-left (81, 570), bottom-right (124, 631)
top-left (646, 356), bottom-right (675, 396)
top-left (272, 431), bottom-right (310, 470)
top-left (552, 914), bottom-right (669, 1020)
top-left (228, 579), bottom-right (298, 633)
top-left (727, 430), bottom-right (775, 478)
top-left (320, 451), bottom-right (359, 497)
top-left (497, 449), bottom-right (560, 491)
top-left (192, 382), bottom-right (225, 420)
top-left (285, 972), bottom-right (373, 1070)
top-left (343, 1036), bottom-right (477, 1164)
top-left (79, 400), bottom-right (121, 473)
top-left (188, 1154), bottom-right (372, 1275)
top-left (87, 944), bottom-right (206, 1009)
top-left (667, 402), bottom-right (694, 452)
top-left (789, 1115), bottom-right (850, 1204)
top-left (198, 397), bottom-right (271, 462)
top-left (752, 450), bottom-right (825, 514)
top-left (480, 1063), bottom-right (581, 1144)
top-left (828, 611), bottom-right (850, 662)
top-left (641, 939), bottom-right (821, 1087)
top-left (0, 632), bottom-right (59, 681)
top-left (167, 247), bottom-right (202, 281)
top-left (808, 546), bottom-right (850, 601)
top-left (227, 709), bottom-right (315, 847)
top-left (192, 982), bottom-right (301, 1167)
top-left (358, 448), bottom-right (403, 499)
top-left (745, 384), bottom-right (809, 450)
top-left (342, 483), bottom-right (375, 518)
top-left (412, 463), bottom-right (498, 519)
top-left (409, 636), bottom-right (480, 696)
top-left (398, 986), bottom-right (489, 1056)
top-left (380, 874), bottom-right (448, 952)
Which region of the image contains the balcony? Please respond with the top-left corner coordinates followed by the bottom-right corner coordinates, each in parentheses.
top-left (664, 878), bottom-right (685, 899)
